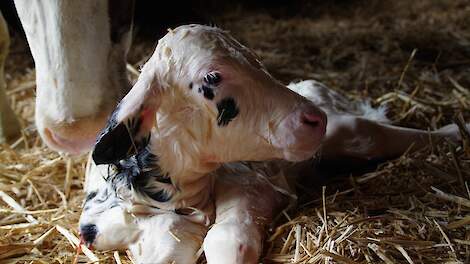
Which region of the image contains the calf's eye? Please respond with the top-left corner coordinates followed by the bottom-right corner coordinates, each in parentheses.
top-left (204, 71), bottom-right (222, 85)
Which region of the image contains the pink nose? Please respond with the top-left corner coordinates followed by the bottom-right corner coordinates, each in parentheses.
top-left (44, 127), bottom-right (97, 154)
top-left (38, 109), bottom-right (113, 154)
top-left (301, 111), bottom-right (327, 137)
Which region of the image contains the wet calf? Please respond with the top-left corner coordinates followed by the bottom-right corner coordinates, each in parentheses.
top-left (79, 25), bottom-right (469, 264)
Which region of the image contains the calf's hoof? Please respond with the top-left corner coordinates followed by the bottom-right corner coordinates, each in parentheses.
top-left (204, 222), bottom-right (262, 264)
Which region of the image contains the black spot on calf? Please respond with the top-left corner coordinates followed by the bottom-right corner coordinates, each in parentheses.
top-left (84, 191), bottom-right (98, 203)
top-left (147, 189), bottom-right (171, 203)
top-left (80, 224), bottom-right (98, 246)
top-left (217, 97), bottom-right (239, 126)
top-left (201, 85), bottom-right (215, 100)
top-left (94, 188), bottom-right (111, 204)
top-left (109, 147), bottom-right (173, 203)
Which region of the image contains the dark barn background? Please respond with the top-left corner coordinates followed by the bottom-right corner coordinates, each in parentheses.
top-left (0, 1), bottom-right (469, 263)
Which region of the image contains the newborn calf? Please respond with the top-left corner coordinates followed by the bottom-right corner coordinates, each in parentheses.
top-left (79, 25), bottom-right (468, 264)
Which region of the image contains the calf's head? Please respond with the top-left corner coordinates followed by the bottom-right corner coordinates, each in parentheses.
top-left (14, 0), bottom-right (134, 154)
top-left (93, 25), bottom-right (327, 168)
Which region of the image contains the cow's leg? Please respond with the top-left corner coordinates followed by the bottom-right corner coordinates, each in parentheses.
top-left (321, 114), bottom-right (469, 161)
top-left (203, 172), bottom-right (286, 264)
top-left (0, 12), bottom-right (21, 144)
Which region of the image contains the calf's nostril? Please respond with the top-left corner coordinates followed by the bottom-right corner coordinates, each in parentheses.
top-left (301, 112), bottom-right (322, 127)
top-left (80, 224), bottom-right (98, 246)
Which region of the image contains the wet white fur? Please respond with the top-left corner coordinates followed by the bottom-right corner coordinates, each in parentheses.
top-left (120, 25), bottom-right (325, 182)
top-left (80, 25), bottom-right (468, 264)
top-left (93, 25), bottom-right (328, 215)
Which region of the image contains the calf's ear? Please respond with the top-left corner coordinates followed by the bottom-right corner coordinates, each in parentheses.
top-left (92, 70), bottom-right (160, 165)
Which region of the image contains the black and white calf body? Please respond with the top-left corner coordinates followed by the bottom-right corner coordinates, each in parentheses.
top-left (14, 0), bottom-right (134, 154)
top-left (79, 25), bottom-right (468, 264)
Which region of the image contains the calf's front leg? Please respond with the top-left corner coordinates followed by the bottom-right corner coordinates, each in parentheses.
top-left (128, 212), bottom-right (208, 264)
top-left (81, 158), bottom-right (209, 264)
top-left (203, 171), bottom-right (287, 264)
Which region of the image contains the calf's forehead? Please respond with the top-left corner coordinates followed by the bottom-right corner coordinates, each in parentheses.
top-left (155, 25), bottom-right (265, 80)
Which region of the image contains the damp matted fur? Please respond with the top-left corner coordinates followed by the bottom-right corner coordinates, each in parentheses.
top-left (1, 1), bottom-right (469, 263)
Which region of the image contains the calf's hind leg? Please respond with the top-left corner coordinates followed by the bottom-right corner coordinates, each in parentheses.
top-left (321, 115), bottom-right (469, 162)
top-left (203, 172), bottom-right (286, 264)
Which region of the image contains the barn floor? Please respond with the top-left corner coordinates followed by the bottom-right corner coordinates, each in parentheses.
top-left (1, 0), bottom-right (469, 263)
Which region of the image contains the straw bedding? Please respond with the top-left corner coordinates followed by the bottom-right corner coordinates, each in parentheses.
top-left (1, 0), bottom-right (469, 263)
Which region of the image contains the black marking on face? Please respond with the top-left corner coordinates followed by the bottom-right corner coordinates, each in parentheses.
top-left (94, 188), bottom-right (111, 204)
top-left (93, 105), bottom-right (150, 165)
top-left (85, 191), bottom-right (98, 203)
top-left (109, 147), bottom-right (173, 203)
top-left (189, 82), bottom-right (193, 90)
top-left (203, 72), bottom-right (221, 85)
top-left (201, 85), bottom-right (215, 100)
top-left (82, 186), bottom-right (119, 214)
top-left (217, 97), bottom-right (239, 126)
top-left (109, 202), bottom-right (120, 209)
top-left (80, 224), bottom-right (98, 246)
